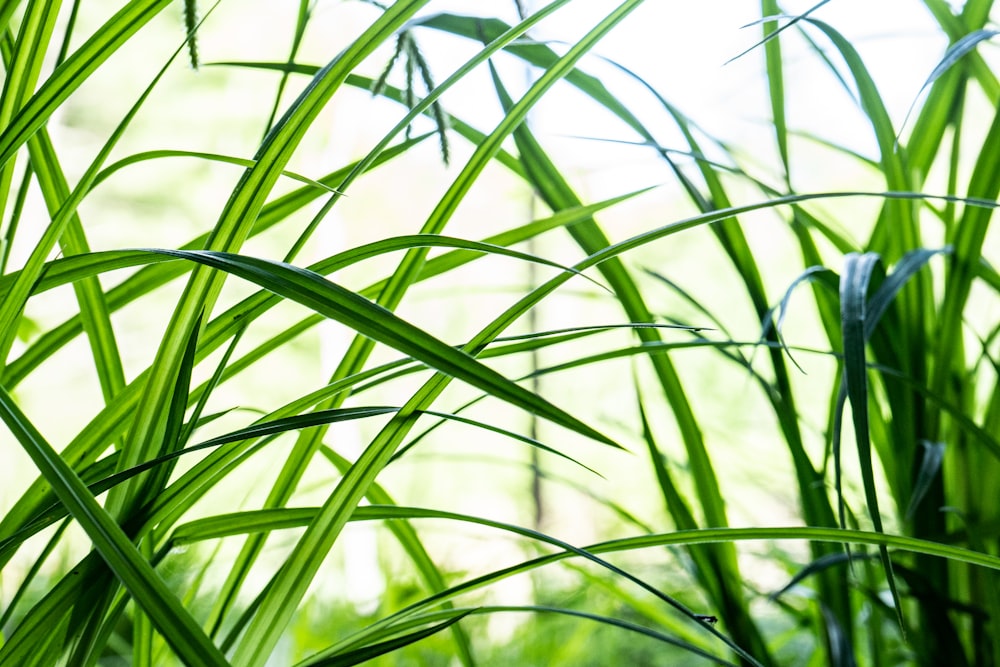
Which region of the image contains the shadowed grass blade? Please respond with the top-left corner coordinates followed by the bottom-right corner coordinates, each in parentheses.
top-left (838, 252), bottom-right (904, 631)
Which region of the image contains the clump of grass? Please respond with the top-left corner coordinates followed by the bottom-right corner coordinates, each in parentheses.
top-left (0, 2), bottom-right (998, 666)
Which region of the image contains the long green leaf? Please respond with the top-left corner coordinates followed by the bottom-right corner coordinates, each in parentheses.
top-left (149, 248), bottom-right (616, 447)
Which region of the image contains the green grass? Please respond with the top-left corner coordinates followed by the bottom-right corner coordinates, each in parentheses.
top-left (1, 1), bottom-right (999, 665)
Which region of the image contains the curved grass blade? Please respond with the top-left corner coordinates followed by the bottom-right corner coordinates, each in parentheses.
top-left (1, 188), bottom-right (642, 389)
top-left (598, 525), bottom-right (998, 571)
top-left (92, 149), bottom-right (344, 193)
top-left (0, 408), bottom-right (429, 555)
top-left (897, 28), bottom-right (1000, 143)
top-left (726, 1), bottom-right (831, 65)
top-left (169, 504), bottom-right (765, 667)
top-left (304, 606), bottom-right (739, 667)
top-left (905, 440), bottom-right (946, 521)
top-left (429, 525), bottom-right (1000, 611)
top-left (302, 610), bottom-right (474, 667)
top-left (147, 248), bottom-right (617, 448)
top-left (0, 141), bottom-right (401, 376)
top-left (202, 510), bottom-right (1000, 663)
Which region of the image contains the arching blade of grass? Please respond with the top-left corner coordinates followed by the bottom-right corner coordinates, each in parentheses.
top-left (1, 134), bottom-right (433, 390)
top-left (300, 609), bottom-right (474, 667)
top-left (386, 524), bottom-right (1000, 628)
top-left (93, 149), bottom-right (344, 193)
top-left (1, 400), bottom-right (602, 535)
top-left (3, 189), bottom-right (638, 390)
top-left (0, 56), bottom-right (643, 414)
top-left (592, 527), bottom-right (1000, 571)
top-left (311, 606), bottom-right (740, 667)
top-left (171, 504), bottom-right (763, 666)
top-left (175, 505), bottom-right (1000, 663)
top-left (149, 248), bottom-right (616, 447)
